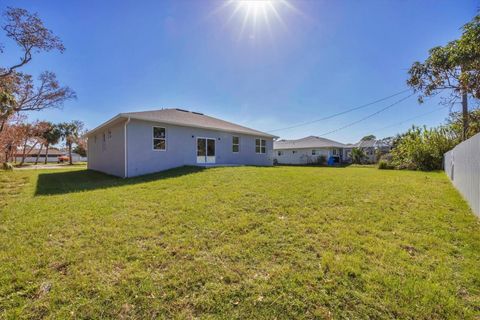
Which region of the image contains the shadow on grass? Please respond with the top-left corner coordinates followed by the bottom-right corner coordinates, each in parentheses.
top-left (35, 166), bottom-right (205, 196)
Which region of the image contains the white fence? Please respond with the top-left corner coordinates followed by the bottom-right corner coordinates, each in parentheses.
top-left (444, 133), bottom-right (480, 217)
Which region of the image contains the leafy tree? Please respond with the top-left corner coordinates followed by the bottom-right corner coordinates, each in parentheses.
top-left (0, 113), bottom-right (24, 162)
top-left (59, 121), bottom-right (84, 165)
top-left (446, 108), bottom-right (480, 142)
top-left (407, 14), bottom-right (480, 141)
top-left (351, 147), bottom-right (366, 164)
top-left (0, 7), bottom-right (76, 132)
top-left (16, 121), bottom-right (48, 165)
top-left (73, 143), bottom-right (87, 157)
top-left (361, 135), bottom-right (376, 141)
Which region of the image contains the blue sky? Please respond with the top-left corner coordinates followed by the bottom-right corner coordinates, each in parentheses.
top-left (1, 0), bottom-right (477, 143)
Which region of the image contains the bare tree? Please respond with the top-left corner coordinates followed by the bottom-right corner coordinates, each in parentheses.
top-left (0, 7), bottom-right (64, 79)
top-left (0, 7), bottom-right (75, 133)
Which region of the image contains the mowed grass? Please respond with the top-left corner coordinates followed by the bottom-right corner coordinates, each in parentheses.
top-left (0, 166), bottom-right (479, 319)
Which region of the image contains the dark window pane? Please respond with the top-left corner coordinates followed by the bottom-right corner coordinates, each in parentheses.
top-left (154, 138), bottom-right (166, 150)
top-left (233, 136), bottom-right (239, 144)
top-left (153, 127), bottom-right (166, 138)
top-left (197, 138), bottom-right (206, 156)
top-left (256, 146), bottom-right (260, 153)
top-left (255, 139), bottom-right (260, 147)
top-left (207, 139), bottom-right (215, 156)
top-left (261, 139), bottom-right (266, 147)
top-left (261, 146), bottom-right (266, 154)
top-left (232, 145), bottom-right (239, 153)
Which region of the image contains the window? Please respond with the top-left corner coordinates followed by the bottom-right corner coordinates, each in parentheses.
top-left (232, 136), bottom-right (240, 153)
top-left (332, 149), bottom-right (338, 156)
top-left (312, 150), bottom-right (316, 155)
top-left (153, 127), bottom-right (166, 150)
top-left (102, 133), bottom-right (107, 151)
top-left (292, 150), bottom-right (296, 154)
top-left (277, 151), bottom-right (283, 156)
top-left (255, 138), bottom-right (266, 154)
top-left (108, 129), bottom-right (112, 139)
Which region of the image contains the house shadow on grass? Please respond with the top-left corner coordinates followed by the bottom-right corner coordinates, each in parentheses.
top-left (35, 166), bottom-right (205, 196)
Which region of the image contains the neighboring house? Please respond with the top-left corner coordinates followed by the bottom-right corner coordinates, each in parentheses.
top-left (344, 139), bottom-right (392, 163)
top-left (14, 148), bottom-right (64, 163)
top-left (86, 108), bottom-right (277, 178)
top-left (70, 152), bottom-right (88, 162)
top-left (273, 136), bottom-right (346, 165)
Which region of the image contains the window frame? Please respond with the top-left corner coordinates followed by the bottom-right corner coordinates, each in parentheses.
top-left (152, 126), bottom-right (167, 152)
top-left (232, 136), bottom-right (240, 153)
top-left (312, 149), bottom-right (316, 156)
top-left (255, 138), bottom-right (266, 154)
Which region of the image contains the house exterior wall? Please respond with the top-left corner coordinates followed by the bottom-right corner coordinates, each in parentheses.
top-left (126, 119), bottom-right (274, 177)
top-left (87, 121), bottom-right (125, 177)
top-left (274, 148), bottom-right (341, 165)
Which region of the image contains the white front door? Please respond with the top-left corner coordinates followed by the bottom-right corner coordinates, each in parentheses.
top-left (196, 138), bottom-right (216, 164)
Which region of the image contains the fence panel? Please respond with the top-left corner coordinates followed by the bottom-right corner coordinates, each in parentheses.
top-left (444, 133), bottom-right (480, 217)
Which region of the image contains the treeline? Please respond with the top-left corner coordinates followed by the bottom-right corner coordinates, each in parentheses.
top-left (1, 117), bottom-right (86, 165)
top-left (0, 7), bottom-right (76, 166)
top-left (379, 109), bottom-right (480, 171)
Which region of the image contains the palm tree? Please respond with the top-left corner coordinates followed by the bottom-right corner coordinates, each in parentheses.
top-left (351, 147), bottom-right (366, 164)
top-left (59, 121), bottom-right (83, 165)
top-left (43, 123), bottom-right (62, 164)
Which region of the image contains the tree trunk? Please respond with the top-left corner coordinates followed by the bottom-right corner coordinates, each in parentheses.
top-left (462, 92), bottom-right (468, 141)
top-left (20, 140), bottom-right (28, 165)
top-left (44, 143), bottom-right (49, 164)
top-left (35, 144), bottom-right (43, 165)
top-left (68, 143), bottom-right (73, 165)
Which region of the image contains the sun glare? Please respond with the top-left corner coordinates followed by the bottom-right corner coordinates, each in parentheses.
top-left (218, 0), bottom-right (296, 40)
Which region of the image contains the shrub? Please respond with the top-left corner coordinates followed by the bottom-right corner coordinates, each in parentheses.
top-left (351, 148), bottom-right (366, 164)
top-left (317, 155), bottom-right (327, 165)
top-left (2, 162), bottom-right (14, 171)
top-left (377, 160), bottom-right (393, 170)
top-left (390, 126), bottom-right (456, 171)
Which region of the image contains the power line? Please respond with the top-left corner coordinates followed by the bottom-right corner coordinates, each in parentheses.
top-left (267, 88), bottom-right (412, 133)
top-left (318, 93), bottom-right (415, 137)
top-left (372, 105), bottom-right (449, 133)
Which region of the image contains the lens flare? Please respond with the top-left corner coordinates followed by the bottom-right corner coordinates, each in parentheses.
top-left (218, 0), bottom-right (296, 40)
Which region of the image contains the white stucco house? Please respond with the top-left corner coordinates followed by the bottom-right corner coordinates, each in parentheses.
top-left (273, 136), bottom-right (346, 165)
top-left (86, 108), bottom-right (277, 178)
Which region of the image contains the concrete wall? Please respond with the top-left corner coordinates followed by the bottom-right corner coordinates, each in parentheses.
top-left (444, 133), bottom-right (480, 217)
top-left (274, 148), bottom-right (340, 165)
top-left (87, 121), bottom-right (125, 177)
top-left (126, 119), bottom-right (274, 177)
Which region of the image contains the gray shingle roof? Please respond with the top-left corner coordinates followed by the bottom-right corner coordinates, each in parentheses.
top-left (87, 108), bottom-right (277, 138)
top-left (352, 139), bottom-right (391, 148)
top-left (274, 136), bottom-right (346, 150)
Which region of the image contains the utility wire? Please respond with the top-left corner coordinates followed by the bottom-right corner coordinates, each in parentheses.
top-left (267, 88), bottom-right (412, 133)
top-left (318, 93), bottom-right (415, 137)
top-left (372, 105), bottom-right (449, 133)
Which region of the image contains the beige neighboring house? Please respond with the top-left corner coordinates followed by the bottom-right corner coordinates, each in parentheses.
top-left (273, 136), bottom-right (346, 165)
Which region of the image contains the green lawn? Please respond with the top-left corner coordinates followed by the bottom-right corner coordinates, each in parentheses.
top-left (0, 166), bottom-right (479, 319)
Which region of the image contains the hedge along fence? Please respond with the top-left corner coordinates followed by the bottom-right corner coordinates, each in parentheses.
top-left (444, 132), bottom-right (480, 217)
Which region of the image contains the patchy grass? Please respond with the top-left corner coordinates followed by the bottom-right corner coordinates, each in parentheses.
top-left (0, 166), bottom-right (479, 319)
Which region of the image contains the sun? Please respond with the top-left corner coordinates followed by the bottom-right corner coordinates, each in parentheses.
top-left (237, 0), bottom-right (276, 12)
top-left (218, 0), bottom-right (296, 40)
